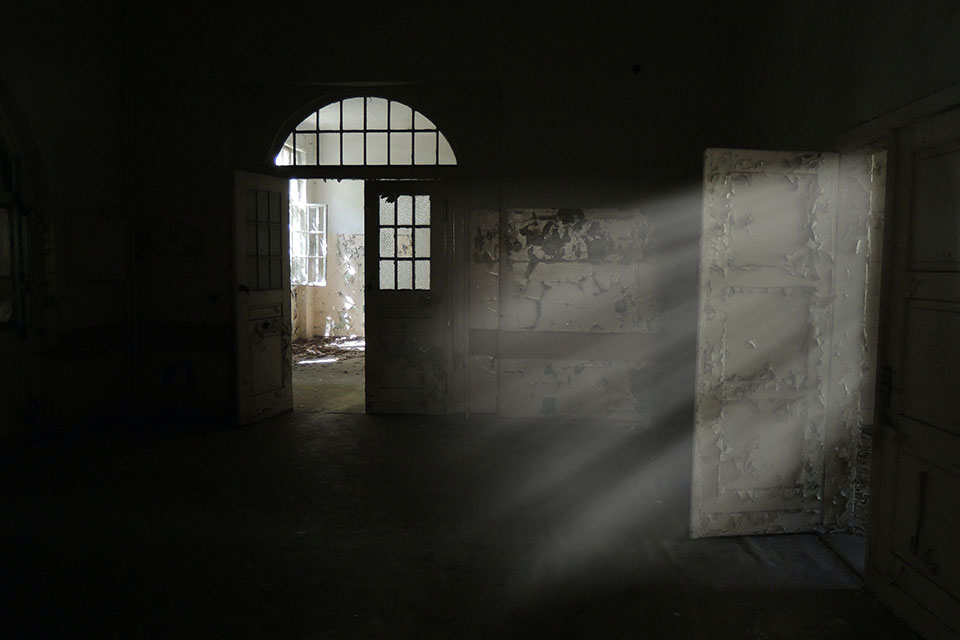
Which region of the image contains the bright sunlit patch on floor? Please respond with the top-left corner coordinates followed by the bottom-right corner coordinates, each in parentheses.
top-left (335, 337), bottom-right (365, 351)
top-left (299, 357), bottom-right (339, 365)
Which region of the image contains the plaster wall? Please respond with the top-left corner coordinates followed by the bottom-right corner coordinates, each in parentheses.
top-left (0, 3), bottom-right (127, 438)
top-left (290, 179), bottom-right (365, 340)
top-left (3, 1), bottom-right (956, 425)
top-left (467, 203), bottom-right (694, 421)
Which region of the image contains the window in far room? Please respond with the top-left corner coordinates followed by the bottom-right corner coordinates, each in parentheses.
top-left (289, 178), bottom-right (327, 286)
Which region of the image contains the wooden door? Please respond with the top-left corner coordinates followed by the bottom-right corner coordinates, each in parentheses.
top-left (691, 148), bottom-right (869, 537)
top-left (868, 109), bottom-right (960, 639)
top-left (364, 181), bottom-right (449, 413)
top-left (234, 171), bottom-right (292, 424)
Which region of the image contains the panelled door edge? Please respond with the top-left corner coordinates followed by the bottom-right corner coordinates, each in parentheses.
top-left (234, 171), bottom-right (293, 424)
top-left (365, 180), bottom-right (448, 414)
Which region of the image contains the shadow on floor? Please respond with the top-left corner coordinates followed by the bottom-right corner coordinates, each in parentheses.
top-left (1, 412), bottom-right (917, 638)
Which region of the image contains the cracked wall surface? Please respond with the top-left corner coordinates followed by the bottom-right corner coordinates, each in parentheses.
top-left (291, 233), bottom-right (365, 339)
top-left (469, 206), bottom-right (669, 419)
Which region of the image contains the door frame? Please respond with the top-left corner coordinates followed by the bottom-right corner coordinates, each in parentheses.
top-left (259, 167), bottom-right (462, 417)
top-left (837, 88), bottom-right (960, 638)
top-left (861, 107), bottom-right (960, 640)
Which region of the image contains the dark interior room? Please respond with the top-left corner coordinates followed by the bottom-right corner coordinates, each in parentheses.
top-left (2, 1), bottom-right (960, 637)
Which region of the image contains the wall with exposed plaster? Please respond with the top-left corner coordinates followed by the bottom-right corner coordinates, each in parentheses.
top-left (290, 180), bottom-right (365, 339)
top-left (291, 234), bottom-right (364, 339)
top-left (469, 206), bottom-right (674, 421)
top-left (4, 1), bottom-right (960, 433)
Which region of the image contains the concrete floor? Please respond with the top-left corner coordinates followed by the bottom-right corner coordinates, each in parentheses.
top-left (2, 412), bottom-right (917, 639)
top-left (293, 337), bottom-right (365, 414)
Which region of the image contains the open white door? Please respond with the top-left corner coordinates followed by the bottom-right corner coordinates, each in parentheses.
top-left (691, 148), bottom-right (870, 537)
top-left (234, 171), bottom-right (292, 424)
top-left (867, 109), bottom-right (960, 639)
top-left (364, 180), bottom-right (449, 414)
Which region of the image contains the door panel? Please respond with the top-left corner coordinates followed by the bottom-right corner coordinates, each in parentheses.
top-left (234, 171), bottom-right (292, 424)
top-left (902, 301), bottom-right (960, 433)
top-left (869, 110), bottom-right (960, 639)
top-left (365, 181), bottom-right (448, 413)
top-left (692, 148), bottom-right (869, 537)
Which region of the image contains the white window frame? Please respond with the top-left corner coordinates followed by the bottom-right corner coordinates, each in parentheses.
top-left (290, 201), bottom-right (327, 286)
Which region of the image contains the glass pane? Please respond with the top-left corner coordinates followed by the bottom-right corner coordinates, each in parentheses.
top-left (276, 134), bottom-right (294, 165)
top-left (258, 223), bottom-right (269, 256)
top-left (247, 257), bottom-right (258, 290)
top-left (294, 132), bottom-right (317, 165)
top-left (319, 102), bottom-right (340, 130)
top-left (245, 188), bottom-right (257, 220)
top-left (315, 205), bottom-right (326, 232)
top-left (438, 133), bottom-right (456, 165)
top-left (397, 260), bottom-right (412, 289)
top-left (319, 132), bottom-right (340, 165)
top-left (290, 256), bottom-right (302, 284)
top-left (319, 235), bottom-right (327, 258)
top-left (415, 228), bottom-right (430, 257)
top-left (414, 111), bottom-right (436, 130)
top-left (309, 210), bottom-right (319, 232)
top-left (297, 256), bottom-right (308, 283)
top-left (307, 257), bottom-right (318, 283)
top-left (288, 230), bottom-right (297, 256)
top-left (415, 195), bottom-right (430, 224)
top-left (342, 132), bottom-right (363, 165)
top-left (414, 132), bottom-right (437, 164)
top-left (390, 101), bottom-right (412, 129)
top-left (256, 190), bottom-right (269, 221)
top-left (342, 97), bottom-right (364, 130)
top-left (289, 205), bottom-right (302, 232)
top-left (379, 228), bottom-right (395, 257)
top-left (415, 260), bottom-right (430, 290)
top-left (296, 111), bottom-right (317, 131)
top-left (397, 195), bottom-right (413, 224)
top-left (269, 192), bottom-right (281, 223)
top-left (379, 197), bottom-right (394, 225)
top-left (366, 97), bottom-right (388, 129)
top-left (366, 132), bottom-right (387, 165)
top-left (379, 259), bottom-right (395, 289)
top-left (270, 257), bottom-right (282, 289)
top-left (269, 224), bottom-right (281, 256)
top-left (258, 257), bottom-right (270, 290)
top-left (397, 227), bottom-right (413, 258)
top-left (390, 132), bottom-right (412, 164)
top-left (308, 233), bottom-right (319, 257)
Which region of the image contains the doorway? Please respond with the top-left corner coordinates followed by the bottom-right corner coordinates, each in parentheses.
top-left (287, 178), bottom-right (366, 414)
top-left (266, 94), bottom-right (458, 417)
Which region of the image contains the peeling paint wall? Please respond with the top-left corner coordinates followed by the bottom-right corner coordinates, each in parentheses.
top-left (291, 233), bottom-right (365, 339)
top-left (467, 209), bottom-right (499, 414)
top-left (468, 206), bottom-right (668, 420)
top-left (290, 179), bottom-right (365, 340)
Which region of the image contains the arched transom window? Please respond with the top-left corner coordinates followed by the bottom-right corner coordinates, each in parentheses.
top-left (276, 97), bottom-right (457, 167)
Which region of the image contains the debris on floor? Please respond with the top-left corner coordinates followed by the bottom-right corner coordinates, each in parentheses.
top-left (292, 336), bottom-right (365, 414)
top-left (292, 336), bottom-right (365, 365)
